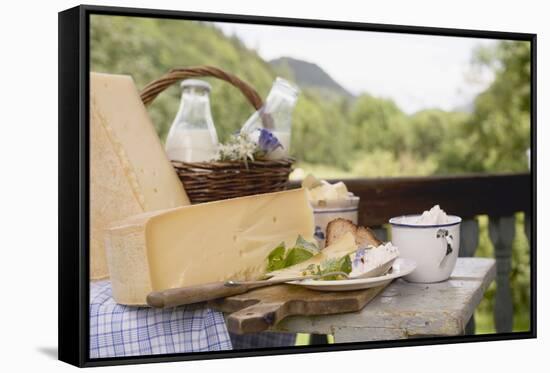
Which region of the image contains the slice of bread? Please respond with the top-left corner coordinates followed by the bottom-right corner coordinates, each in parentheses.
top-left (325, 218), bottom-right (383, 248)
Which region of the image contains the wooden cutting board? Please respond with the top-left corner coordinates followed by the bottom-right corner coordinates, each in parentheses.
top-left (208, 281), bottom-right (390, 334)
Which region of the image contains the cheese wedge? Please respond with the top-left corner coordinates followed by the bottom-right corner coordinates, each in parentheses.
top-left (105, 188), bottom-right (314, 305)
top-left (90, 72), bottom-right (190, 280)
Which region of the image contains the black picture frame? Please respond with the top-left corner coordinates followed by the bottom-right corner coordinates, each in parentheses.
top-left (58, 4), bottom-right (537, 367)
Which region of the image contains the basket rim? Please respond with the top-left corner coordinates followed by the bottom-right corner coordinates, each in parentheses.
top-left (171, 157), bottom-right (295, 167)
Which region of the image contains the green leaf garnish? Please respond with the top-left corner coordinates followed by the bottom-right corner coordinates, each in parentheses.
top-left (266, 242), bottom-right (286, 272)
top-left (316, 255), bottom-right (353, 280)
top-left (266, 237), bottom-right (319, 272)
top-left (284, 247), bottom-right (315, 267)
top-left (295, 235), bottom-right (319, 253)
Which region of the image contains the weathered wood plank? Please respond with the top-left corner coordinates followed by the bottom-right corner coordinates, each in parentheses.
top-left (489, 215), bottom-right (515, 333)
top-left (274, 258), bottom-right (495, 342)
top-left (289, 173), bottom-right (530, 226)
top-left (211, 282), bottom-right (388, 335)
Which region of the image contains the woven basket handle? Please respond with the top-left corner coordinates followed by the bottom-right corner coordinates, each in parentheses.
top-left (140, 66), bottom-right (264, 111)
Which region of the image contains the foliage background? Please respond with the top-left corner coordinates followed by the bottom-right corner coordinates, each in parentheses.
top-left (90, 15), bottom-right (531, 334)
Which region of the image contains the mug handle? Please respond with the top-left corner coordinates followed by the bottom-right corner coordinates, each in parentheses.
top-left (436, 229), bottom-right (454, 266)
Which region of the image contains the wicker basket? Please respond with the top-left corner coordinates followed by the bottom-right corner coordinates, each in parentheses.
top-left (140, 66), bottom-right (294, 203)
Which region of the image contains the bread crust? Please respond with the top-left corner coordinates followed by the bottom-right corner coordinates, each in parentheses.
top-left (325, 218), bottom-right (383, 248)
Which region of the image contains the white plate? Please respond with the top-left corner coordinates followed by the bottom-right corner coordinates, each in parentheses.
top-left (286, 258), bottom-right (416, 291)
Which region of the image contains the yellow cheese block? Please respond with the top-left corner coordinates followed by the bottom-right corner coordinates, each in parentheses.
top-left (90, 72), bottom-right (190, 280)
top-left (105, 189), bottom-right (314, 305)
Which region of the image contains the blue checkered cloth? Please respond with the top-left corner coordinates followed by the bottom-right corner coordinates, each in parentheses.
top-left (230, 331), bottom-right (296, 350)
top-left (89, 280), bottom-right (232, 358)
top-left (89, 281), bottom-right (297, 358)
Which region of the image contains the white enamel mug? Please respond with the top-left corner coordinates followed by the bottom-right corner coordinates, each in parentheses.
top-left (389, 215), bottom-right (461, 283)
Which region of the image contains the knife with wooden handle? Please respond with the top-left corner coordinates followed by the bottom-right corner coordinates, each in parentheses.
top-left (146, 258), bottom-right (396, 308)
top-left (147, 281), bottom-right (255, 308)
top-left (146, 271), bottom-right (350, 308)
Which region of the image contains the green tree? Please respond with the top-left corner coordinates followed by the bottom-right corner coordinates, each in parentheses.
top-left (407, 109), bottom-right (469, 159)
top-left (436, 41), bottom-right (531, 174)
top-left (349, 94), bottom-right (408, 155)
top-left (290, 91), bottom-right (352, 169)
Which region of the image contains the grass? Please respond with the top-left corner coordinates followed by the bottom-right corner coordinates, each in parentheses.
top-left (295, 334), bottom-right (335, 345)
top-left (295, 334), bottom-right (310, 345)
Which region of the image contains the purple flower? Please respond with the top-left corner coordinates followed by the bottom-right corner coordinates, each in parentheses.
top-left (258, 128), bottom-right (283, 153)
top-left (353, 248), bottom-right (366, 267)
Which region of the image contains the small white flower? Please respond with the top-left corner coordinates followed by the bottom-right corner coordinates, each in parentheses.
top-left (216, 132), bottom-right (259, 163)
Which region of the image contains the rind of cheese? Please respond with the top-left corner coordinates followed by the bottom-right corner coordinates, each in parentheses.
top-left (105, 188), bottom-right (314, 305)
top-left (90, 72), bottom-right (190, 280)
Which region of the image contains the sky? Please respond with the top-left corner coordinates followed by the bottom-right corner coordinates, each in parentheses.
top-left (214, 22), bottom-right (498, 114)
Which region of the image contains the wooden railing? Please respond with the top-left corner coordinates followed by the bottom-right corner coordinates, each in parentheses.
top-left (291, 172), bottom-right (531, 334)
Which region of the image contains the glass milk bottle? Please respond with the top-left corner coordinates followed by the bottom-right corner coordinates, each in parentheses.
top-left (241, 77), bottom-right (299, 158)
top-left (165, 79), bottom-right (219, 162)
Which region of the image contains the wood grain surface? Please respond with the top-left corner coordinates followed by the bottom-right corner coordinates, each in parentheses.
top-left (209, 282), bottom-right (389, 334)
